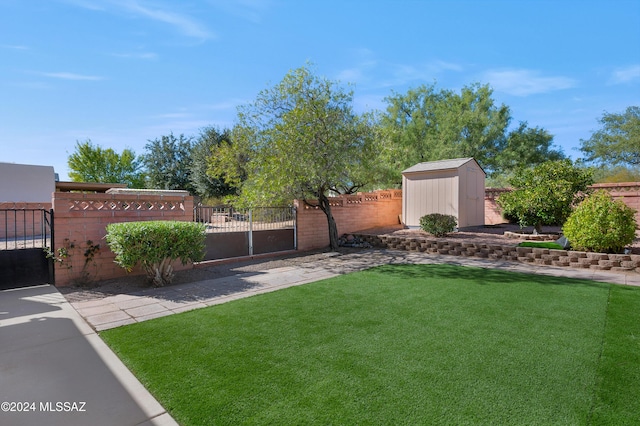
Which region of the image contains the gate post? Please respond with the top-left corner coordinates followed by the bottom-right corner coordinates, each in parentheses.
top-left (248, 209), bottom-right (253, 256)
top-left (49, 208), bottom-right (55, 285)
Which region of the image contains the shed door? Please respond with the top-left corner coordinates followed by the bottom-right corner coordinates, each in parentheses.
top-left (464, 167), bottom-right (482, 227)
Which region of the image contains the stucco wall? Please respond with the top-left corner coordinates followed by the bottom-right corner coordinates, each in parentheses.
top-left (0, 162), bottom-right (56, 203)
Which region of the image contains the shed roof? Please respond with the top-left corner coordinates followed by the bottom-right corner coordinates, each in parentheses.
top-left (402, 157), bottom-right (484, 174)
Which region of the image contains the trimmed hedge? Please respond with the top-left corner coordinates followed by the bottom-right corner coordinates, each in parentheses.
top-left (105, 221), bottom-right (206, 286)
top-left (563, 190), bottom-right (637, 254)
top-left (419, 213), bottom-right (457, 237)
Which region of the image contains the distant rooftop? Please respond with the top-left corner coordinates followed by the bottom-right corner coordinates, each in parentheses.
top-left (55, 181), bottom-right (127, 193)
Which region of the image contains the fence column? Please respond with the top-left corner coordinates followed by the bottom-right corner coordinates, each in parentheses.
top-left (248, 209), bottom-right (254, 256)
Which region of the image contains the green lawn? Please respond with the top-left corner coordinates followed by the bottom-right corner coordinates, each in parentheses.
top-left (101, 264), bottom-right (640, 425)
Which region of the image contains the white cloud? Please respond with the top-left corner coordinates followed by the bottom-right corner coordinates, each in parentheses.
top-left (610, 65), bottom-right (640, 84)
top-left (39, 72), bottom-right (104, 81)
top-left (207, 0), bottom-right (272, 23)
top-left (483, 69), bottom-right (577, 96)
top-left (119, 1), bottom-right (215, 40)
top-left (65, 0), bottom-right (215, 40)
top-left (336, 49), bottom-right (463, 89)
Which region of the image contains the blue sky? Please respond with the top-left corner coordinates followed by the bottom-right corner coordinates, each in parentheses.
top-left (2, 0), bottom-right (639, 181)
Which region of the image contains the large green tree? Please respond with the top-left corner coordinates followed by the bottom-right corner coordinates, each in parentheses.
top-left (143, 132), bottom-right (196, 194)
top-left (217, 65), bottom-right (378, 249)
top-left (379, 83), bottom-right (564, 184)
top-left (67, 139), bottom-right (145, 187)
top-left (497, 160), bottom-right (593, 234)
top-left (488, 122), bottom-right (565, 187)
top-left (191, 126), bottom-right (236, 201)
top-left (580, 106), bottom-right (640, 166)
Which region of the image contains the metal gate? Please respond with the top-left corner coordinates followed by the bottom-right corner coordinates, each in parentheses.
top-left (0, 209), bottom-right (54, 290)
top-left (195, 206), bottom-right (296, 261)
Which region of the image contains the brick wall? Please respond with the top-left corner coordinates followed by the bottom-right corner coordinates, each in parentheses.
top-left (295, 190), bottom-right (403, 251)
top-left (485, 183), bottom-right (640, 225)
top-left (52, 192), bottom-right (194, 286)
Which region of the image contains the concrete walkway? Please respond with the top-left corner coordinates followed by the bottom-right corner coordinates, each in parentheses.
top-left (0, 285), bottom-right (177, 426)
top-left (70, 248), bottom-right (640, 332)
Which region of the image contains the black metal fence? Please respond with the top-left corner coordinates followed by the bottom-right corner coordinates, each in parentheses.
top-left (0, 209), bottom-right (54, 289)
top-left (1, 209), bottom-right (53, 250)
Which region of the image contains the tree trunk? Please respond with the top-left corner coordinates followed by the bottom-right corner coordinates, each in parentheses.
top-left (534, 222), bottom-right (543, 235)
top-left (317, 193), bottom-right (340, 250)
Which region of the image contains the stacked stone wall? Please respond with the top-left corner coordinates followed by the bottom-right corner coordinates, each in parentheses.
top-left (355, 233), bottom-right (640, 274)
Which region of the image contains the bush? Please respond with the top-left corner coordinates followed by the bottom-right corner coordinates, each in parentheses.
top-left (105, 221), bottom-right (206, 286)
top-left (563, 191), bottom-right (637, 253)
top-left (419, 213), bottom-right (457, 237)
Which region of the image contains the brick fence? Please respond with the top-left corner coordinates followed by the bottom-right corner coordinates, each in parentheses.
top-left (52, 191), bottom-right (194, 286)
top-left (485, 182), bottom-right (640, 225)
top-left (295, 190), bottom-right (403, 251)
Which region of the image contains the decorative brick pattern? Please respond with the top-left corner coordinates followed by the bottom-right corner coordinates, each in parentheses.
top-left (52, 192), bottom-right (194, 286)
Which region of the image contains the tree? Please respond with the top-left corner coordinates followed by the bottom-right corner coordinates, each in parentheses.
top-left (191, 126), bottom-right (236, 201)
top-left (487, 122), bottom-right (566, 187)
top-left (67, 139), bottom-right (145, 187)
top-left (378, 83), bottom-right (509, 183)
top-left (221, 65), bottom-right (378, 249)
top-left (497, 160), bottom-right (593, 234)
top-left (143, 132), bottom-right (196, 193)
top-left (499, 121), bottom-right (565, 171)
top-left (378, 83), bottom-right (564, 184)
top-left (580, 106), bottom-right (640, 166)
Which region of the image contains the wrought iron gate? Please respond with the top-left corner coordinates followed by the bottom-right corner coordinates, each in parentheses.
top-left (194, 206), bottom-right (296, 261)
top-left (0, 209), bottom-right (54, 290)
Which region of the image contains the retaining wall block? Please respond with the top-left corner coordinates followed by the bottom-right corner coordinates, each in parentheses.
top-left (598, 259), bottom-right (620, 269)
top-left (568, 251), bottom-right (588, 259)
top-left (586, 253), bottom-right (609, 261)
top-left (609, 254), bottom-right (632, 262)
top-left (516, 247), bottom-right (533, 256)
top-left (578, 258), bottom-right (599, 267)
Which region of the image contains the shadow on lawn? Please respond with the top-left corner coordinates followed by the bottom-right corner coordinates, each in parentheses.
top-left (369, 263), bottom-right (609, 288)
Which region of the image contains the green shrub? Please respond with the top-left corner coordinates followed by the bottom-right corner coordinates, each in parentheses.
top-left (419, 213), bottom-right (457, 237)
top-left (105, 221), bottom-right (206, 286)
top-left (563, 191), bottom-right (637, 253)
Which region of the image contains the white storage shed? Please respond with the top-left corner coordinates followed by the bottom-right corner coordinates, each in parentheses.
top-left (402, 157), bottom-right (485, 229)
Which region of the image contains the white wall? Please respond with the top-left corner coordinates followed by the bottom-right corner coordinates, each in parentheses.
top-left (0, 162), bottom-right (56, 202)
